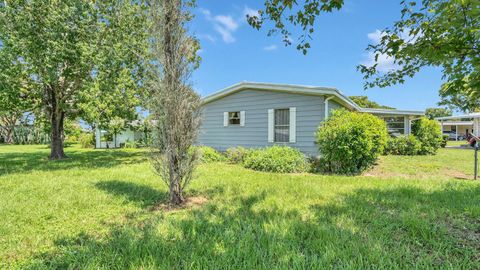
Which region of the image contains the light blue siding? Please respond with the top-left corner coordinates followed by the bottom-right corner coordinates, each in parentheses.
top-left (198, 89), bottom-right (344, 155)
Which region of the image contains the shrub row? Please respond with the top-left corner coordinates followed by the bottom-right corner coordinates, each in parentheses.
top-left (196, 145), bottom-right (309, 173)
top-left (385, 117), bottom-right (443, 155)
top-left (384, 135), bottom-right (421, 155)
top-left (243, 146), bottom-right (309, 173)
top-left (195, 115), bottom-right (442, 176)
top-left (196, 146), bottom-right (225, 163)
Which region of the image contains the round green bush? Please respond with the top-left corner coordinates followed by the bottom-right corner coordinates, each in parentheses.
top-left (315, 109), bottom-right (388, 174)
top-left (384, 135), bottom-right (421, 155)
top-left (243, 146), bottom-right (309, 173)
top-left (79, 133), bottom-right (95, 148)
top-left (412, 117), bottom-right (442, 155)
top-left (225, 146), bottom-right (249, 164)
top-left (197, 146), bottom-right (224, 163)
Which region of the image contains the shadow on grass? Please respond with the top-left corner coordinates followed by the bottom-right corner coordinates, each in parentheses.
top-left (23, 185), bottom-right (480, 269)
top-left (96, 180), bottom-right (168, 209)
top-left (0, 149), bottom-right (146, 175)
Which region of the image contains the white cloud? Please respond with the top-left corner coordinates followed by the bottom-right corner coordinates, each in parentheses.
top-left (200, 8), bottom-right (239, 43)
top-left (362, 52), bottom-right (398, 72)
top-left (199, 6), bottom-right (260, 44)
top-left (367, 29), bottom-right (384, 44)
top-left (243, 6), bottom-right (259, 19)
top-left (214, 25), bottom-right (235, 43)
top-left (263, 44), bottom-right (278, 51)
top-left (198, 34), bottom-right (216, 43)
top-left (199, 8), bottom-right (211, 17)
top-left (214, 15), bottom-right (238, 31)
top-left (362, 28), bottom-right (422, 72)
top-left (361, 29), bottom-right (398, 72)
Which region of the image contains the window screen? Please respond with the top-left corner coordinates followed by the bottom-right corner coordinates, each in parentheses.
top-left (274, 109), bottom-right (290, 142)
top-left (229, 112), bottom-right (240, 125)
top-left (382, 116), bottom-right (405, 135)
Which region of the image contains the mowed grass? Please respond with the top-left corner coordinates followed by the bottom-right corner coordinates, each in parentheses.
top-left (0, 145), bottom-right (479, 269)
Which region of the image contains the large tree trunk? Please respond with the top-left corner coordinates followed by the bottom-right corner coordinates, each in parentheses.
top-left (1, 114), bottom-right (18, 144)
top-left (49, 89), bottom-right (67, 160)
top-left (4, 128), bottom-right (13, 144)
top-left (169, 173), bottom-right (184, 205)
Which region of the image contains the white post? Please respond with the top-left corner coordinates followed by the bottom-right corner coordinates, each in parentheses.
top-left (95, 126), bottom-right (101, 149)
top-left (455, 125), bottom-right (458, 141)
top-left (324, 96), bottom-right (334, 120)
top-left (404, 116), bottom-right (410, 135)
top-left (409, 118), bottom-right (412, 135)
top-left (474, 118), bottom-right (480, 136)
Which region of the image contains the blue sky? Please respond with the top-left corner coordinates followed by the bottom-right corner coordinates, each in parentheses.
top-left (188, 0), bottom-right (444, 111)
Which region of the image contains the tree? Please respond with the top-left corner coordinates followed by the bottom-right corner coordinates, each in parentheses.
top-left (0, 0), bottom-right (148, 159)
top-left (106, 117), bottom-right (126, 148)
top-left (130, 116), bottom-right (154, 145)
top-left (425, 107), bottom-right (452, 120)
top-left (357, 1), bottom-right (479, 95)
top-left (349, 96), bottom-right (395, 109)
top-left (438, 79), bottom-right (480, 113)
top-left (250, 1), bottom-right (479, 109)
top-left (149, 0), bottom-right (202, 205)
top-left (0, 44), bottom-right (31, 144)
top-left (247, 0), bottom-right (344, 54)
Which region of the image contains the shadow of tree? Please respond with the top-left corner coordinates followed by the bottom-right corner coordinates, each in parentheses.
top-left (0, 149), bottom-right (146, 175)
top-left (96, 180), bottom-right (168, 209)
top-left (23, 185), bottom-right (480, 269)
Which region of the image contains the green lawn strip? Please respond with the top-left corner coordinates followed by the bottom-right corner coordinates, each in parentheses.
top-left (0, 145), bottom-right (479, 269)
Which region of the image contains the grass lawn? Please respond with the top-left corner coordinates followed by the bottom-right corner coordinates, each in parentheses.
top-left (447, 140), bottom-right (471, 147)
top-left (1, 144), bottom-right (479, 269)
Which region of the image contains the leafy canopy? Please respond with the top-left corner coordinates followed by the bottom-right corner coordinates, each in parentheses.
top-left (358, 0), bottom-right (480, 95)
top-left (349, 96), bottom-right (395, 109)
top-left (247, 0), bottom-right (344, 54)
top-left (425, 107), bottom-right (452, 120)
top-left (0, 0), bottom-right (149, 132)
top-left (250, 0), bottom-right (480, 114)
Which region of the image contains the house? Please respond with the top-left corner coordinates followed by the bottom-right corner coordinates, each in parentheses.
top-left (94, 120), bottom-right (148, 149)
top-left (435, 113), bottom-right (480, 141)
top-left (198, 82), bottom-right (424, 156)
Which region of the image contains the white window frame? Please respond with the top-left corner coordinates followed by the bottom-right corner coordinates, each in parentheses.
top-left (224, 111), bottom-right (245, 127)
top-left (268, 107), bottom-right (296, 143)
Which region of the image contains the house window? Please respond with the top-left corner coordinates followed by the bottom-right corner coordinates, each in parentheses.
top-left (274, 109), bottom-right (290, 142)
top-left (382, 116), bottom-right (405, 135)
top-left (229, 112), bottom-right (240, 125)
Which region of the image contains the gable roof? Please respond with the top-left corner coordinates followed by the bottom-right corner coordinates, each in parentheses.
top-left (202, 82), bottom-right (424, 116)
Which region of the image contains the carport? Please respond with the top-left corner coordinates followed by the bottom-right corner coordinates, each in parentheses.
top-left (436, 113), bottom-right (480, 140)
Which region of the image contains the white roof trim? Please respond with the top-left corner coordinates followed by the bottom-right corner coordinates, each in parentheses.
top-left (201, 82), bottom-right (424, 116)
top-left (360, 108), bottom-right (424, 116)
top-left (436, 113), bottom-right (480, 120)
top-left (439, 121), bottom-right (473, 126)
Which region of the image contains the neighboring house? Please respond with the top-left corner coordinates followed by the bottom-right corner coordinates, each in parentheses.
top-left (94, 120), bottom-right (147, 149)
top-left (198, 82), bottom-right (424, 156)
top-left (95, 128), bottom-right (142, 149)
top-left (436, 113), bottom-right (480, 141)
